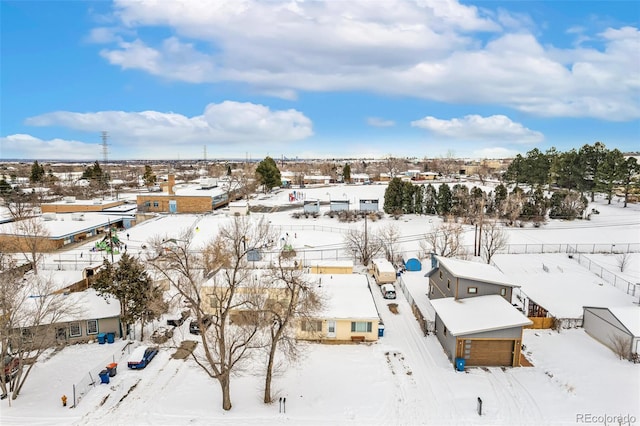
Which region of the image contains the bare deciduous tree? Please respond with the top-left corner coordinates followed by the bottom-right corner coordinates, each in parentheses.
top-left (616, 252), bottom-right (629, 272)
top-left (148, 216), bottom-right (275, 411)
top-left (378, 223), bottom-right (401, 264)
top-left (343, 221), bottom-right (382, 266)
top-left (480, 221), bottom-right (509, 264)
top-left (10, 216), bottom-right (53, 275)
top-left (260, 256), bottom-right (323, 403)
top-left (609, 334), bottom-right (631, 360)
top-left (420, 220), bottom-right (467, 258)
top-left (0, 270), bottom-right (79, 401)
top-left (383, 155), bottom-right (404, 178)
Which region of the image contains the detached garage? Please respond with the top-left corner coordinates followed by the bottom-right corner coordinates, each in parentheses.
top-left (583, 306), bottom-right (640, 360)
top-left (431, 295), bottom-right (532, 367)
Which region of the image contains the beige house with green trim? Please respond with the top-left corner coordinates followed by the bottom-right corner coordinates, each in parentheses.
top-left (296, 273), bottom-right (380, 343)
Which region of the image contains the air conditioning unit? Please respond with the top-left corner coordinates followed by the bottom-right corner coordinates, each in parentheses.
top-left (42, 213), bottom-right (57, 221)
top-left (71, 213), bottom-right (85, 221)
top-left (93, 199), bottom-right (102, 205)
top-left (64, 196), bottom-right (76, 203)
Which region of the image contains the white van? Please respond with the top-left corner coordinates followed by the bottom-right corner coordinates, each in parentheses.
top-left (381, 284), bottom-right (396, 299)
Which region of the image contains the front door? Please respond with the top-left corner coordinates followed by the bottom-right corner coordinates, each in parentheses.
top-left (169, 200), bottom-right (177, 214)
top-left (327, 321), bottom-right (336, 338)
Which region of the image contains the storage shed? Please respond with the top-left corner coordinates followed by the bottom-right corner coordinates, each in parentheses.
top-left (359, 199), bottom-right (379, 212)
top-left (583, 306), bottom-right (640, 360)
top-left (303, 200), bottom-right (320, 214)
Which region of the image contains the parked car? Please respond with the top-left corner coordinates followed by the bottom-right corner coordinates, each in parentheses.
top-left (166, 310), bottom-right (190, 327)
top-left (189, 315), bottom-right (212, 335)
top-left (127, 346), bottom-right (159, 370)
top-left (381, 283), bottom-right (397, 299)
top-left (2, 355), bottom-right (19, 381)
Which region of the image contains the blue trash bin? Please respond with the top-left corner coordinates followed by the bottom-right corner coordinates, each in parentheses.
top-left (97, 333), bottom-right (106, 344)
top-left (455, 357), bottom-right (466, 372)
top-left (378, 324), bottom-right (385, 337)
top-left (99, 369), bottom-right (110, 384)
top-left (106, 332), bottom-right (115, 344)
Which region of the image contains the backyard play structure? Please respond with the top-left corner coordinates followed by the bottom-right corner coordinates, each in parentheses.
top-left (93, 227), bottom-right (123, 254)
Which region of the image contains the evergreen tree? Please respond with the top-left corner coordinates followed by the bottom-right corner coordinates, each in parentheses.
top-left (503, 154), bottom-right (524, 187)
top-left (423, 183), bottom-right (438, 215)
top-left (93, 254), bottom-right (165, 340)
top-left (579, 142), bottom-right (607, 201)
top-left (620, 157), bottom-right (639, 208)
top-left (450, 184), bottom-right (469, 219)
top-left (383, 177), bottom-right (404, 213)
top-left (29, 161), bottom-right (45, 183)
top-left (143, 165), bottom-right (157, 187)
top-left (414, 184), bottom-right (425, 215)
top-left (343, 163), bottom-right (351, 183)
top-left (401, 181), bottom-right (415, 213)
top-left (0, 178), bottom-right (12, 194)
top-left (553, 149), bottom-right (583, 191)
top-left (255, 156), bottom-right (282, 192)
top-left (597, 149), bottom-right (625, 204)
top-left (437, 183), bottom-right (452, 215)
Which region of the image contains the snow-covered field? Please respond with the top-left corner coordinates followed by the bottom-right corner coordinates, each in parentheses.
top-left (2, 184), bottom-right (639, 426)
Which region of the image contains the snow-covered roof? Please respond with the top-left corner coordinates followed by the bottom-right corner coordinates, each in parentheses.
top-left (0, 213), bottom-right (129, 239)
top-left (430, 295), bottom-right (532, 336)
top-left (494, 254), bottom-right (637, 318)
top-left (586, 306), bottom-right (640, 337)
top-left (436, 256), bottom-right (518, 287)
top-left (58, 289), bottom-right (121, 322)
top-left (309, 273), bottom-right (378, 320)
top-left (372, 258), bottom-right (395, 273)
top-left (608, 307), bottom-right (640, 337)
top-left (306, 260), bottom-right (354, 268)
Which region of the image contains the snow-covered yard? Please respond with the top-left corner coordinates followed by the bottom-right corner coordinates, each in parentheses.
top-left (2, 187), bottom-right (639, 425)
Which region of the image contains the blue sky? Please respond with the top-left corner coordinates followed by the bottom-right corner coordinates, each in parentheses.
top-left (1, 0), bottom-right (638, 161)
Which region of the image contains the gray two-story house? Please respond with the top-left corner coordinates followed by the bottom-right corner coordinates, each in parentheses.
top-left (427, 256), bottom-right (531, 368)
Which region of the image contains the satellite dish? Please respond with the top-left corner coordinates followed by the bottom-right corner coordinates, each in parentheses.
top-left (172, 186), bottom-right (178, 193)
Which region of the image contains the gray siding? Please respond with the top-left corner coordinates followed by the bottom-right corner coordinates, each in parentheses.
top-left (583, 308), bottom-right (634, 359)
top-left (429, 265), bottom-right (512, 302)
top-left (434, 314), bottom-right (457, 360)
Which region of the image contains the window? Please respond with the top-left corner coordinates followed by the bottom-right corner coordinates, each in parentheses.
top-left (86, 320), bottom-right (98, 335)
top-left (500, 288), bottom-right (507, 296)
top-left (439, 270), bottom-right (443, 280)
top-left (21, 328), bottom-right (33, 343)
top-left (144, 201), bottom-right (151, 207)
top-left (153, 201), bottom-right (159, 207)
top-left (351, 321), bottom-right (372, 333)
top-left (301, 320), bottom-right (322, 332)
top-left (69, 322), bottom-right (81, 338)
top-left (467, 287), bottom-right (477, 294)
top-left (444, 326), bottom-right (447, 336)
top-left (447, 279), bottom-right (451, 290)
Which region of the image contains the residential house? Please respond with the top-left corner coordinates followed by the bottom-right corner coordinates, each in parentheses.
top-left (297, 274), bottom-right (380, 343)
top-left (427, 256), bottom-right (531, 367)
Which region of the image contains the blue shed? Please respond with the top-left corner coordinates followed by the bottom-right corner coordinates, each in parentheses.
top-left (403, 256), bottom-right (422, 272)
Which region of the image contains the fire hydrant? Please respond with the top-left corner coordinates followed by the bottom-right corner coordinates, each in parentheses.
top-left (61, 395), bottom-right (67, 407)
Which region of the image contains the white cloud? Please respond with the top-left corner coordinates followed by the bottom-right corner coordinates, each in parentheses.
top-left (92, 0), bottom-right (639, 121)
top-left (367, 117), bottom-right (396, 127)
top-left (471, 146), bottom-right (520, 159)
top-left (410, 114), bottom-right (544, 143)
top-left (22, 101), bottom-right (313, 159)
top-left (0, 134), bottom-right (100, 160)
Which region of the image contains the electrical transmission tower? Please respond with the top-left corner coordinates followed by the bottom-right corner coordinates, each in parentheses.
top-left (101, 131), bottom-right (109, 164)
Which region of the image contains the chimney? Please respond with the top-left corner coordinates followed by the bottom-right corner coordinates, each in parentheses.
top-left (168, 174), bottom-right (175, 195)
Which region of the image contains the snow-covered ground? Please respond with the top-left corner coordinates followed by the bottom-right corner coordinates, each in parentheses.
top-left (2, 186), bottom-right (639, 425)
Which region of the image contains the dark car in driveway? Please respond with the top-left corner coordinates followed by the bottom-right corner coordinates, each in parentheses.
top-left (189, 315), bottom-right (212, 335)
